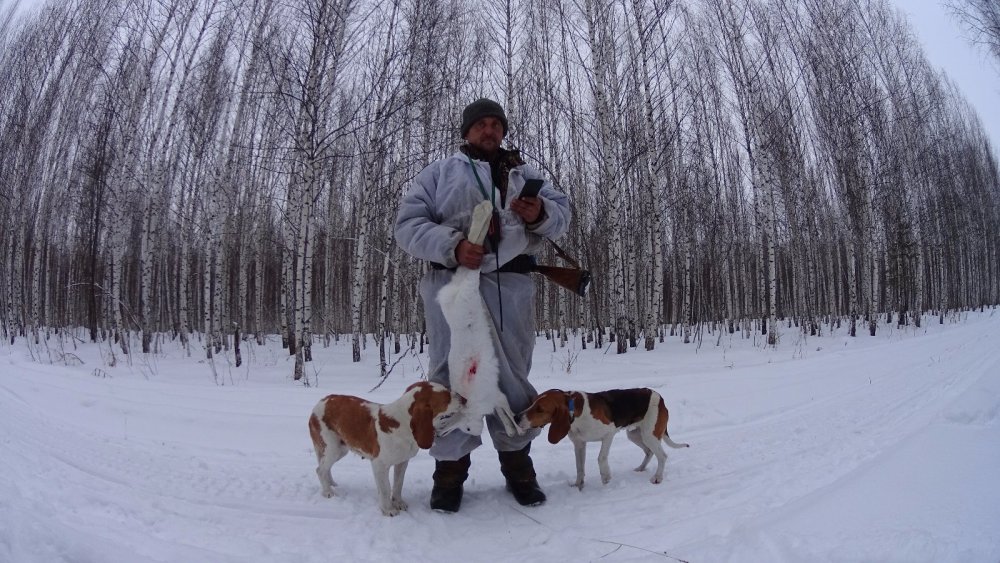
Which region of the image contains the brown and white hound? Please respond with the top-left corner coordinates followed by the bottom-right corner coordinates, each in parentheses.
top-left (308, 381), bottom-right (463, 516)
top-left (517, 388), bottom-right (689, 489)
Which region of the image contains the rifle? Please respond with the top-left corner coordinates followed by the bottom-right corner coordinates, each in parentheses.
top-left (533, 240), bottom-right (592, 297)
top-left (534, 264), bottom-right (592, 297)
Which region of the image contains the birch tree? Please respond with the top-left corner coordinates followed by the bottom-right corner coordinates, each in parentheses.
top-left (623, 0), bottom-right (676, 349)
top-left (580, 0), bottom-right (630, 353)
top-left (350, 0), bottom-right (407, 364)
top-left (274, 0), bottom-right (360, 380)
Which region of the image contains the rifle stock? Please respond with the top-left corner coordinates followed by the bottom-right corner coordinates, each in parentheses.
top-left (534, 264), bottom-right (591, 297)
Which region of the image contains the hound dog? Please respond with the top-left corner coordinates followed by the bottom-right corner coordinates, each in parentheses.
top-left (308, 381), bottom-right (463, 516)
top-left (517, 388), bottom-right (688, 489)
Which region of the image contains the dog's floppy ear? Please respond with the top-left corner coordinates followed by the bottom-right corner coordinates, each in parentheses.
top-left (547, 401), bottom-right (571, 444)
top-left (410, 404), bottom-right (435, 449)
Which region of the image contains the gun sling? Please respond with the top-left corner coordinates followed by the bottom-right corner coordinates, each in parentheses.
top-left (429, 254), bottom-right (536, 274)
top-left (430, 253), bottom-right (590, 297)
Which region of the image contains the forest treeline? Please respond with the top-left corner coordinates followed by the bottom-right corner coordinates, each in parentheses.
top-left (1, 0), bottom-right (998, 376)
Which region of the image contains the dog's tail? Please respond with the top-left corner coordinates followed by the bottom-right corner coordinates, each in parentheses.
top-left (663, 432), bottom-right (689, 449)
top-left (655, 394), bottom-right (689, 449)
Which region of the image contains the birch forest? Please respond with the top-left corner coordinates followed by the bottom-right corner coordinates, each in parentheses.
top-left (2, 0), bottom-right (999, 377)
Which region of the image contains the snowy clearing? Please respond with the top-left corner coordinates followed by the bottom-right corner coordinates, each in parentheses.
top-left (2, 312), bottom-right (999, 562)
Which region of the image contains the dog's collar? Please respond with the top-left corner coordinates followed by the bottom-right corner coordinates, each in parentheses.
top-left (568, 397), bottom-right (576, 422)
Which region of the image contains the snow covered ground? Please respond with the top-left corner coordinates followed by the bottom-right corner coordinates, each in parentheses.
top-left (2, 311), bottom-right (999, 563)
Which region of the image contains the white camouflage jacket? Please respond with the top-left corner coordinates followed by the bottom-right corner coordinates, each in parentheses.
top-left (394, 150), bottom-right (571, 273)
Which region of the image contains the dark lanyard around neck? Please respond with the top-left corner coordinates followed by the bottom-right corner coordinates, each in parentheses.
top-left (465, 154), bottom-right (506, 332)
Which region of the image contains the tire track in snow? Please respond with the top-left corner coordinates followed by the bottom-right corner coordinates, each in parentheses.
top-left (656, 324), bottom-right (997, 553)
top-left (0, 371), bottom-right (376, 562)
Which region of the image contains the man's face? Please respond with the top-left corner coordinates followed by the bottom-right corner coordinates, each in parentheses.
top-left (464, 116), bottom-right (504, 153)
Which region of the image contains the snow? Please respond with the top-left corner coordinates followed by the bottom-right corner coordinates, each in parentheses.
top-left (2, 311), bottom-right (999, 563)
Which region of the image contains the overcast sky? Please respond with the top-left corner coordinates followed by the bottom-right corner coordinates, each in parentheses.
top-left (6, 0), bottom-right (999, 157)
top-left (892, 1), bottom-right (1000, 159)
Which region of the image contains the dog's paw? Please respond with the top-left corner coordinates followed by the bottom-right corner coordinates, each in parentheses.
top-left (650, 475), bottom-right (663, 484)
top-left (391, 498), bottom-right (409, 512)
top-left (633, 466), bottom-right (646, 472)
top-left (381, 505), bottom-right (402, 517)
top-left (321, 488), bottom-right (335, 498)
top-left (569, 479), bottom-right (585, 491)
top-left (601, 474), bottom-right (612, 485)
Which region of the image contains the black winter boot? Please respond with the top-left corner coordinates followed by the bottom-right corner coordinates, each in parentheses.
top-left (498, 444), bottom-right (546, 507)
top-left (430, 454), bottom-right (471, 513)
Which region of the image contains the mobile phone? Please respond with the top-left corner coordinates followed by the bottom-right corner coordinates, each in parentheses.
top-left (519, 178), bottom-right (544, 199)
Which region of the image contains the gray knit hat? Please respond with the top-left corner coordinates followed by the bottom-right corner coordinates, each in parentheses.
top-left (460, 98), bottom-right (509, 138)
